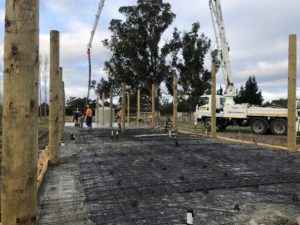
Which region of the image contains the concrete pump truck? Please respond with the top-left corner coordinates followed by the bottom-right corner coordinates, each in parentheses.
top-left (194, 0), bottom-right (300, 135)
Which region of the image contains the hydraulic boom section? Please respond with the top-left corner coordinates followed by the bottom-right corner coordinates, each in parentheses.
top-left (209, 0), bottom-right (235, 105)
top-left (87, 0), bottom-right (105, 102)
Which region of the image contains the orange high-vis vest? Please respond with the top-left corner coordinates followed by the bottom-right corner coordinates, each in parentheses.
top-left (85, 107), bottom-right (92, 117)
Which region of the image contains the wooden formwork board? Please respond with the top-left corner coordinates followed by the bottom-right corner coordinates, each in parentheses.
top-left (37, 147), bottom-right (49, 189)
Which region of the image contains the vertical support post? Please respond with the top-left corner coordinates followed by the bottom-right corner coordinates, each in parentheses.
top-left (62, 82), bottom-right (65, 129)
top-left (152, 84), bottom-right (155, 127)
top-left (127, 92), bottom-right (130, 123)
top-left (49, 30), bottom-right (60, 163)
top-left (173, 76), bottom-right (178, 131)
top-left (58, 67), bottom-right (63, 142)
top-left (96, 96), bottom-right (99, 124)
top-left (121, 82), bottom-right (126, 132)
top-left (211, 63), bottom-right (217, 138)
top-left (2, 0), bottom-right (39, 223)
top-left (137, 89), bottom-right (140, 126)
top-left (110, 89), bottom-right (113, 128)
top-left (288, 34), bottom-right (297, 152)
top-left (102, 92), bottom-right (105, 127)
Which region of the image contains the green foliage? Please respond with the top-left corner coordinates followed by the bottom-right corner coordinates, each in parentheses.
top-left (65, 97), bottom-right (97, 116)
top-left (235, 75), bottom-right (263, 106)
top-left (38, 102), bottom-right (49, 117)
top-left (217, 85), bottom-right (223, 95)
top-left (263, 98), bottom-right (287, 108)
top-left (164, 22), bottom-right (213, 111)
top-left (101, 0), bottom-right (176, 104)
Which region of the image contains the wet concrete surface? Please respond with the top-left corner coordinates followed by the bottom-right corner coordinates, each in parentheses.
top-left (38, 127), bottom-right (300, 225)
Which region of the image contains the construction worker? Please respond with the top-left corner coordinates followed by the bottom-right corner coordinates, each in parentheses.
top-left (116, 106), bottom-right (122, 130)
top-left (85, 104), bottom-right (93, 128)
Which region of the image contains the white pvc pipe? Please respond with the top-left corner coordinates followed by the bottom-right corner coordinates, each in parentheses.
top-left (187, 209), bottom-right (194, 225)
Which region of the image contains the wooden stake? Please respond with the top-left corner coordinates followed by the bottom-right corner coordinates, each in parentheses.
top-left (121, 82), bottom-right (126, 132)
top-left (110, 89), bottom-right (113, 128)
top-left (102, 92), bottom-right (105, 127)
top-left (127, 93), bottom-right (130, 123)
top-left (49, 30), bottom-right (60, 163)
top-left (173, 76), bottom-right (178, 131)
top-left (137, 89), bottom-right (140, 126)
top-left (211, 63), bottom-right (217, 138)
top-left (95, 96), bottom-right (99, 123)
top-left (152, 84), bottom-right (155, 127)
top-left (288, 34), bottom-right (297, 152)
top-left (62, 82), bottom-right (65, 127)
top-left (2, 0), bottom-right (39, 223)
top-left (58, 67), bottom-right (63, 142)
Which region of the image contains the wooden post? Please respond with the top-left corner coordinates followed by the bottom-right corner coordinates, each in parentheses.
top-left (127, 93), bottom-right (130, 123)
top-left (288, 34), bottom-right (297, 152)
top-left (102, 92), bottom-right (105, 127)
top-left (173, 76), bottom-right (178, 131)
top-left (62, 82), bottom-right (65, 129)
top-left (2, 0), bottom-right (39, 224)
top-left (152, 84), bottom-right (155, 127)
top-left (58, 67), bottom-right (63, 142)
top-left (137, 89), bottom-right (140, 126)
top-left (211, 63), bottom-right (217, 138)
top-left (121, 82), bottom-right (126, 132)
top-left (110, 89), bottom-right (113, 128)
top-left (95, 96), bottom-right (99, 123)
top-left (49, 30), bottom-right (60, 163)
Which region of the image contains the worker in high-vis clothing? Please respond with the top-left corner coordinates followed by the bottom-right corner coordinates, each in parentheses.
top-left (85, 104), bottom-right (93, 128)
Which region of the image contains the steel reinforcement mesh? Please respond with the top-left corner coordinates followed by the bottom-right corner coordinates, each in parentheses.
top-left (73, 129), bottom-right (300, 224)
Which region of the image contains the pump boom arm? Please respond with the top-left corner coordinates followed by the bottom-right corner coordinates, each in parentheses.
top-left (209, 0), bottom-right (235, 104)
top-left (87, 0), bottom-right (105, 102)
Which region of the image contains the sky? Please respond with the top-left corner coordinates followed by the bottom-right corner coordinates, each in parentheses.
top-left (0, 0), bottom-right (300, 103)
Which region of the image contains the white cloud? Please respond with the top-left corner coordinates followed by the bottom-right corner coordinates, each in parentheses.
top-left (2, 0), bottom-right (300, 102)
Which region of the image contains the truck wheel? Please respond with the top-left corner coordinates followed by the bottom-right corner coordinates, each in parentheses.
top-left (250, 119), bottom-right (267, 135)
top-left (204, 118), bottom-right (211, 132)
top-left (270, 119), bottom-right (287, 135)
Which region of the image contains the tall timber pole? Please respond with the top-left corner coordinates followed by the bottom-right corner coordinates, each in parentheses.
top-left (110, 89), bottom-right (113, 128)
top-left (173, 76), bottom-right (178, 131)
top-left (102, 92), bottom-right (105, 127)
top-left (49, 30), bottom-right (60, 163)
top-left (152, 84), bottom-right (155, 127)
top-left (2, 0), bottom-right (39, 224)
top-left (211, 63), bottom-right (217, 138)
top-left (58, 67), bottom-right (63, 142)
top-left (137, 89), bottom-right (140, 126)
top-left (127, 93), bottom-right (130, 123)
top-left (96, 96), bottom-right (99, 123)
top-left (288, 34), bottom-right (297, 152)
top-left (121, 82), bottom-right (126, 132)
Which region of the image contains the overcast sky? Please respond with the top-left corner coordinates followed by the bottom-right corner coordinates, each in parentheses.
top-left (0, 0), bottom-right (299, 102)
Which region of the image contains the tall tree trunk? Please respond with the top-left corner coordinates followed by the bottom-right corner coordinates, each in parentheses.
top-left (2, 0), bottom-right (39, 224)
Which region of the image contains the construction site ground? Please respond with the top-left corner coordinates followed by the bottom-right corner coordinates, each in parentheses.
top-left (37, 127), bottom-right (300, 225)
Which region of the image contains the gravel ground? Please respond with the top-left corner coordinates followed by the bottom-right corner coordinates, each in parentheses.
top-left (38, 127), bottom-right (300, 225)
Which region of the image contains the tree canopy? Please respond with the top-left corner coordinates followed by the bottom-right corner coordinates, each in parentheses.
top-left (96, 0), bottom-right (216, 112)
top-left (163, 22), bottom-right (214, 111)
top-left (235, 75), bottom-right (263, 106)
top-left (100, 0), bottom-right (175, 99)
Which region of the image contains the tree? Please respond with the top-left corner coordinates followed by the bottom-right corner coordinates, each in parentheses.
top-left (235, 75), bottom-right (263, 105)
top-left (217, 84), bottom-right (223, 95)
top-left (101, 0), bottom-right (176, 103)
top-left (65, 97), bottom-right (97, 116)
top-left (263, 98), bottom-right (287, 108)
top-left (163, 22), bottom-right (214, 111)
